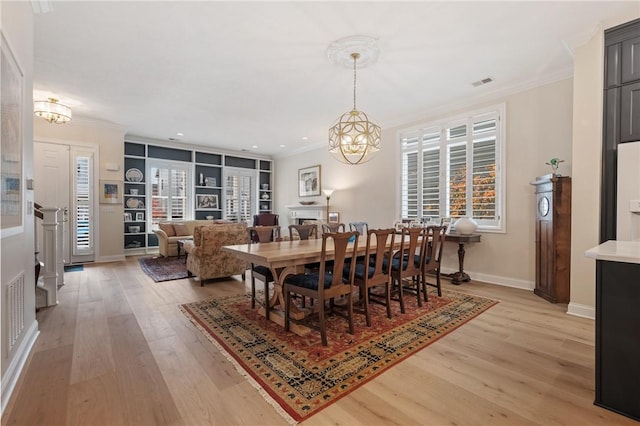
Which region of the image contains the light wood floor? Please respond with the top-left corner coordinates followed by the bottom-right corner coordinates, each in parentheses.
top-left (2, 256), bottom-right (636, 426)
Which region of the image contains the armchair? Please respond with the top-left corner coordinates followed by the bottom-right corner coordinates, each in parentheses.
top-left (184, 223), bottom-right (248, 285)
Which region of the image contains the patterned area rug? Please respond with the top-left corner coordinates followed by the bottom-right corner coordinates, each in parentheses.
top-left (180, 289), bottom-right (497, 423)
top-left (138, 256), bottom-right (189, 282)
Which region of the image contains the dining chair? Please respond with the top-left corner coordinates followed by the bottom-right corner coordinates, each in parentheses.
top-left (422, 225), bottom-right (447, 299)
top-left (253, 213), bottom-right (279, 226)
top-left (388, 226), bottom-right (427, 313)
top-left (252, 213), bottom-right (279, 241)
top-left (283, 231), bottom-right (359, 346)
top-left (347, 228), bottom-right (396, 326)
top-left (322, 223), bottom-right (346, 233)
top-left (247, 225), bottom-right (280, 320)
top-left (288, 224), bottom-right (318, 240)
top-left (349, 221), bottom-right (369, 236)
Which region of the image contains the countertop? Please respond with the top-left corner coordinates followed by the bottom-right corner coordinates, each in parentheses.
top-left (585, 240), bottom-right (640, 264)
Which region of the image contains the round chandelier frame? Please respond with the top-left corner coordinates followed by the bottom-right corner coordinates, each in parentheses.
top-left (327, 37), bottom-right (381, 165)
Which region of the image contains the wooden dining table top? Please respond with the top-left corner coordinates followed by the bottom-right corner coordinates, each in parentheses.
top-left (222, 233), bottom-right (411, 269)
top-left (222, 238), bottom-right (350, 268)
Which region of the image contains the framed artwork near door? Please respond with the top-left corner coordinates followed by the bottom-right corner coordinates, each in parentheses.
top-left (328, 212), bottom-right (340, 224)
top-left (1, 33), bottom-right (24, 233)
top-left (100, 180), bottom-right (122, 204)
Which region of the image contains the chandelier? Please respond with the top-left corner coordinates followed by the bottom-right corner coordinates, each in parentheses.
top-left (328, 36), bottom-right (381, 165)
top-left (34, 97), bottom-right (72, 124)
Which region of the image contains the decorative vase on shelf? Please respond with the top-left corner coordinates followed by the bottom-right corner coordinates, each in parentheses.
top-left (454, 217), bottom-right (478, 235)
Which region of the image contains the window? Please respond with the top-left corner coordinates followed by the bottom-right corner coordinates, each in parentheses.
top-left (73, 153), bottom-right (93, 256)
top-left (148, 160), bottom-right (191, 228)
top-left (400, 104), bottom-right (504, 232)
top-left (224, 168), bottom-right (256, 223)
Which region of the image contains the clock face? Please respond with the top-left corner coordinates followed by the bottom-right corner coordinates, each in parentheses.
top-left (538, 196), bottom-right (550, 217)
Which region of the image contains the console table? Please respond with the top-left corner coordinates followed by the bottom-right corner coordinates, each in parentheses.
top-left (444, 232), bottom-right (481, 284)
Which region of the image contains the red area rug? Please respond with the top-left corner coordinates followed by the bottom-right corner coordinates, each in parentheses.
top-left (180, 289), bottom-right (497, 424)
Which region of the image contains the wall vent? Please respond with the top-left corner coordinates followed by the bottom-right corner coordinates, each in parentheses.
top-left (8, 273), bottom-right (25, 351)
top-left (472, 77), bottom-right (494, 87)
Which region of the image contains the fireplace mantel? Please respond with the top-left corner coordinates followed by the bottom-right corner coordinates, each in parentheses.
top-left (286, 204), bottom-right (326, 222)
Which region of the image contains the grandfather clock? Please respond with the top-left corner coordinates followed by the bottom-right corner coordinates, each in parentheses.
top-left (530, 174), bottom-right (572, 303)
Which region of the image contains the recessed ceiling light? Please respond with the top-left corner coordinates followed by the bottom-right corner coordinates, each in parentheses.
top-left (177, 132), bottom-right (184, 136)
top-left (301, 136), bottom-right (308, 141)
top-left (252, 145), bottom-right (259, 149)
top-left (280, 144), bottom-right (286, 148)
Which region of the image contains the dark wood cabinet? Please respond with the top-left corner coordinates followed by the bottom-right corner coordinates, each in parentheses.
top-left (601, 18), bottom-right (640, 242)
top-left (620, 81), bottom-right (640, 142)
top-left (595, 259), bottom-right (640, 421)
top-left (621, 35), bottom-right (640, 83)
top-left (531, 175), bottom-right (571, 303)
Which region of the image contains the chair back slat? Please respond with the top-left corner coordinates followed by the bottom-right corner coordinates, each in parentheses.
top-left (318, 231), bottom-right (359, 297)
top-left (322, 223), bottom-right (346, 233)
top-left (368, 228), bottom-right (395, 277)
top-left (247, 225), bottom-right (280, 243)
top-left (349, 221), bottom-right (369, 236)
top-left (288, 224), bottom-right (318, 240)
top-left (396, 226), bottom-right (426, 274)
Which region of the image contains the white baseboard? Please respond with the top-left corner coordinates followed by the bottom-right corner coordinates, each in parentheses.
top-left (96, 254), bottom-right (126, 263)
top-left (441, 267), bottom-right (535, 290)
top-left (567, 302), bottom-right (595, 320)
top-left (1, 320), bottom-right (39, 415)
top-left (441, 267), bottom-right (595, 319)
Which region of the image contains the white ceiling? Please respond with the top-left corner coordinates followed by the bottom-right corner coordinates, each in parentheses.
top-left (33, 1), bottom-right (639, 157)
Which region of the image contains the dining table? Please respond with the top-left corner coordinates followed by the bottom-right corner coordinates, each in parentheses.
top-left (222, 235), bottom-right (403, 335)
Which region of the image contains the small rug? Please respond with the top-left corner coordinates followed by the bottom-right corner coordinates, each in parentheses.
top-left (138, 256), bottom-right (189, 282)
top-left (64, 264), bottom-right (84, 272)
top-left (180, 289), bottom-right (497, 424)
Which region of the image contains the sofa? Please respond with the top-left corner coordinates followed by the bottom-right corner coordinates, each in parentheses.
top-left (182, 223), bottom-right (248, 284)
top-left (154, 219), bottom-right (230, 257)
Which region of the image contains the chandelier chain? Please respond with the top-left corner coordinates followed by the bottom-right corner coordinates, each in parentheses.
top-left (352, 52), bottom-right (359, 111)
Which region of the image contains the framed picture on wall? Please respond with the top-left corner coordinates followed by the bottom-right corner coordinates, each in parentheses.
top-left (196, 194), bottom-right (219, 209)
top-left (298, 165), bottom-right (321, 197)
top-left (328, 212), bottom-right (340, 224)
top-left (100, 180), bottom-right (122, 204)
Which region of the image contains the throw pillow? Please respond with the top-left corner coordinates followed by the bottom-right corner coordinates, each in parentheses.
top-left (159, 222), bottom-right (176, 237)
top-left (173, 223), bottom-right (190, 236)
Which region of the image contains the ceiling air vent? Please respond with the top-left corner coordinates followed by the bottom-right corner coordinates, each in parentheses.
top-left (472, 77), bottom-right (493, 87)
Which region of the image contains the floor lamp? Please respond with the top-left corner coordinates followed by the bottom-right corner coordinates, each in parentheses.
top-left (323, 189), bottom-right (334, 222)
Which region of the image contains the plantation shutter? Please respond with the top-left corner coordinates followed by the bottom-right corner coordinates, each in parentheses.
top-left (73, 155), bottom-right (92, 255)
top-left (398, 104), bottom-right (503, 231)
top-left (150, 161), bottom-right (191, 226)
top-left (225, 169), bottom-right (255, 223)
top-left (401, 134), bottom-right (419, 219)
top-left (472, 117), bottom-right (497, 220)
top-left (421, 129), bottom-right (440, 219)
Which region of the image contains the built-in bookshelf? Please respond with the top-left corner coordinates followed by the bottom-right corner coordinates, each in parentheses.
top-left (123, 140), bottom-right (273, 254)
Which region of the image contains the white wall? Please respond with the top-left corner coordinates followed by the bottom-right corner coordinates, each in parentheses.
top-left (275, 78), bottom-right (574, 289)
top-left (568, 13), bottom-right (639, 319)
top-left (0, 1), bottom-right (38, 414)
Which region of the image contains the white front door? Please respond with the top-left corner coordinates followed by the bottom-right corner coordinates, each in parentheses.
top-left (34, 141), bottom-right (96, 264)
